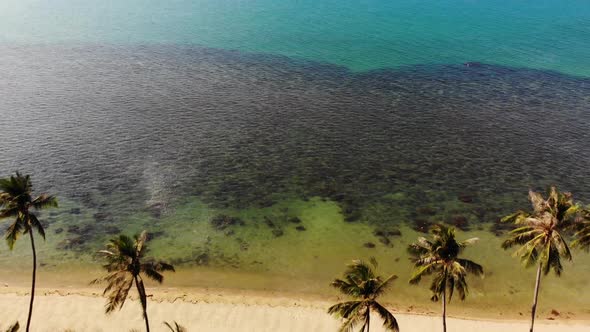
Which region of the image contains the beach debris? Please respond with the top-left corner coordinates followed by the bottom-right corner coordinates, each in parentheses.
top-left (211, 214), bottom-right (245, 231)
top-left (363, 242), bottom-right (376, 248)
top-left (551, 309), bottom-right (560, 316)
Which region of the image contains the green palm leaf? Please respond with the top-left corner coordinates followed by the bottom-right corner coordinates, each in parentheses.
top-left (329, 259), bottom-right (399, 331)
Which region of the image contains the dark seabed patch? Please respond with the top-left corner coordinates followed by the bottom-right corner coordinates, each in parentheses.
top-left (0, 44), bottom-right (589, 254)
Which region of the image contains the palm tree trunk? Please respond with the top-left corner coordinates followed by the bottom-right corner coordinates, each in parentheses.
top-left (530, 263), bottom-right (542, 332)
top-left (366, 306), bottom-right (370, 332)
top-left (134, 276), bottom-right (150, 332)
top-left (442, 286), bottom-right (447, 332)
top-left (26, 231), bottom-right (36, 332)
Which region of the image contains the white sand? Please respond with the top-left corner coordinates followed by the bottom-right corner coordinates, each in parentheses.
top-left (0, 290), bottom-right (588, 332)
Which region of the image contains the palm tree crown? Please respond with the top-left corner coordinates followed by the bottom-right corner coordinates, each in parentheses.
top-left (328, 258), bottom-right (399, 332)
top-left (93, 231), bottom-right (175, 314)
top-left (501, 187), bottom-right (579, 275)
top-left (0, 172), bottom-right (57, 249)
top-left (408, 224), bottom-right (483, 302)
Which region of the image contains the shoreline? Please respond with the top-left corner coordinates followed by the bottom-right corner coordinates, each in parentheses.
top-left (2, 265), bottom-right (590, 323)
top-left (0, 286), bottom-right (588, 332)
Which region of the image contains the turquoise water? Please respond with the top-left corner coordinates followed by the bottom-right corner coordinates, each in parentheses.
top-left (1, 0), bottom-right (590, 75)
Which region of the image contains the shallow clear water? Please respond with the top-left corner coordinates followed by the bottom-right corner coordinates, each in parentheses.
top-left (1, 0), bottom-right (590, 316)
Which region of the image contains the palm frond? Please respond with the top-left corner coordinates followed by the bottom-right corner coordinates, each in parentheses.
top-left (371, 301), bottom-right (399, 332)
top-left (28, 214), bottom-right (45, 240)
top-left (5, 219), bottom-right (24, 250)
top-left (163, 321), bottom-right (187, 332)
top-left (31, 194), bottom-right (58, 210)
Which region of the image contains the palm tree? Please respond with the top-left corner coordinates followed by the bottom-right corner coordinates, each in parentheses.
top-left (408, 224), bottom-right (483, 332)
top-left (328, 258), bottom-right (399, 332)
top-left (572, 208), bottom-right (590, 251)
top-left (92, 230), bottom-right (175, 332)
top-left (501, 187), bottom-right (580, 332)
top-left (0, 172), bottom-right (58, 332)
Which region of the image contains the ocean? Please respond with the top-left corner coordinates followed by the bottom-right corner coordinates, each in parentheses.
top-left (0, 0), bottom-right (589, 316)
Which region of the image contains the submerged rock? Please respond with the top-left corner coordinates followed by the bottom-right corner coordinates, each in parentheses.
top-left (412, 219), bottom-right (432, 233)
top-left (196, 253), bottom-right (210, 266)
top-left (104, 225), bottom-right (121, 235)
top-left (288, 216), bottom-right (302, 224)
top-left (416, 206), bottom-right (437, 216)
top-left (272, 229), bottom-right (284, 237)
top-left (295, 225), bottom-right (306, 231)
top-left (458, 194), bottom-right (475, 203)
top-left (211, 214), bottom-right (245, 231)
top-left (363, 242), bottom-right (376, 249)
top-left (264, 216), bottom-right (276, 228)
top-left (450, 215), bottom-right (470, 231)
top-left (378, 236), bottom-right (392, 246)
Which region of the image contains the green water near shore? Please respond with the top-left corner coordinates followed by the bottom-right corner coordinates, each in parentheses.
top-left (2, 196), bottom-right (590, 318)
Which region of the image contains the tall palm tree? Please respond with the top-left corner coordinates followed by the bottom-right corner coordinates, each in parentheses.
top-left (328, 258), bottom-right (399, 332)
top-left (408, 224), bottom-right (483, 332)
top-left (0, 172), bottom-right (58, 332)
top-left (501, 187), bottom-right (580, 332)
top-left (92, 230), bottom-right (175, 332)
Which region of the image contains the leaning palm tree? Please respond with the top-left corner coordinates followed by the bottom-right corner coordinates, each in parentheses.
top-left (0, 172), bottom-right (58, 332)
top-left (408, 224), bottom-right (483, 332)
top-left (92, 231), bottom-right (175, 332)
top-left (328, 258), bottom-right (399, 332)
top-left (501, 187), bottom-right (580, 332)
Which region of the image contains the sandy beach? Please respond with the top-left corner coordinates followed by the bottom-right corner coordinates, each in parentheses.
top-left (0, 286), bottom-right (588, 332)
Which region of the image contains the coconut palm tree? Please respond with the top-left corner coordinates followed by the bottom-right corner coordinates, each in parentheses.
top-left (572, 208), bottom-right (590, 251)
top-left (92, 231), bottom-right (175, 332)
top-left (328, 258), bottom-right (399, 332)
top-left (501, 187), bottom-right (580, 332)
top-left (408, 224), bottom-right (483, 332)
top-left (0, 172), bottom-right (58, 332)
